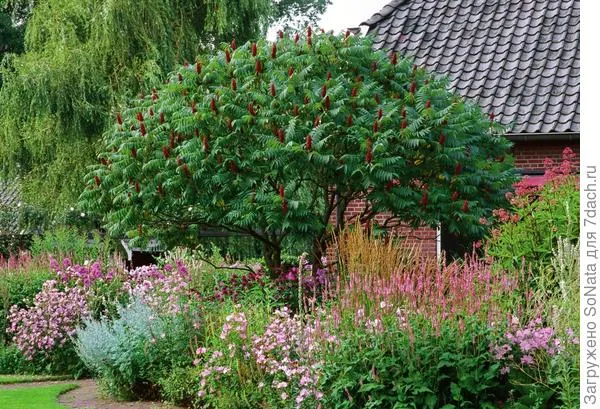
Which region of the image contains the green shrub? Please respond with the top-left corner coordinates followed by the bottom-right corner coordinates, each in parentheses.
top-left (75, 297), bottom-right (195, 400)
top-left (158, 366), bottom-right (201, 407)
top-left (0, 344), bottom-right (36, 374)
top-left (0, 264), bottom-right (53, 345)
top-left (486, 149), bottom-right (578, 275)
top-left (30, 227), bottom-right (114, 264)
top-left (320, 316), bottom-right (507, 409)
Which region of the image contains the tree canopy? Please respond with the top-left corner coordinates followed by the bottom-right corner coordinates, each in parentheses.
top-left (80, 30), bottom-right (516, 269)
top-left (0, 0), bottom-right (274, 222)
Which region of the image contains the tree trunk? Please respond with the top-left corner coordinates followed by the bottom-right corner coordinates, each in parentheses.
top-left (263, 241), bottom-right (282, 276)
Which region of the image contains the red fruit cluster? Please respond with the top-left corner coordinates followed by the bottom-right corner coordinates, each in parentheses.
top-left (231, 78), bottom-right (237, 91)
top-left (191, 101), bottom-right (197, 113)
top-left (247, 103), bottom-right (257, 116)
top-left (451, 191), bottom-right (459, 201)
top-left (182, 164), bottom-right (191, 177)
top-left (462, 200), bottom-right (469, 213)
top-left (421, 191), bottom-right (428, 207)
top-left (225, 49), bottom-right (231, 63)
top-left (140, 123), bottom-right (146, 136)
top-left (270, 82), bottom-right (276, 97)
top-left (324, 95), bottom-right (330, 110)
top-left (365, 138), bottom-right (373, 164)
top-left (454, 163), bottom-right (462, 176)
top-left (210, 98), bottom-right (217, 113)
top-left (251, 42), bottom-right (257, 57)
top-left (279, 184), bottom-right (285, 199)
top-left (131, 147), bottom-right (137, 158)
top-left (271, 43), bottom-right (277, 59)
top-left (136, 112), bottom-right (143, 122)
top-left (321, 85), bottom-right (327, 98)
top-left (116, 112), bottom-right (123, 125)
top-left (410, 81), bottom-right (416, 94)
top-left (439, 133), bottom-right (445, 146)
top-left (178, 72), bottom-right (183, 83)
top-left (347, 115), bottom-right (353, 126)
top-left (255, 59), bottom-right (263, 74)
top-left (195, 62), bottom-right (202, 74)
top-left (277, 128), bottom-right (285, 143)
top-left (288, 66), bottom-right (294, 77)
top-left (162, 146), bottom-right (170, 159)
top-left (305, 135), bottom-right (312, 151)
top-left (94, 176), bottom-right (101, 186)
top-left (231, 39), bottom-right (237, 50)
top-left (135, 181), bottom-right (140, 193)
top-left (203, 136), bottom-right (209, 152)
top-left (391, 52), bottom-right (398, 65)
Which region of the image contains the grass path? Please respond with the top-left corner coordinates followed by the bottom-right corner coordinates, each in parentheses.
top-left (0, 382), bottom-right (78, 409)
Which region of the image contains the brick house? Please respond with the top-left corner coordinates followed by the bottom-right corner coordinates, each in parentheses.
top-left (339, 0), bottom-right (580, 256)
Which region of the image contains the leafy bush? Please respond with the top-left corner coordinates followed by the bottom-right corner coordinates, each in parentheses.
top-left (81, 29), bottom-right (515, 271)
top-left (75, 296), bottom-right (195, 400)
top-left (486, 147), bottom-right (579, 274)
top-left (320, 315), bottom-right (507, 409)
top-left (6, 279), bottom-right (89, 375)
top-left (30, 227), bottom-right (114, 264)
top-left (0, 254), bottom-right (53, 344)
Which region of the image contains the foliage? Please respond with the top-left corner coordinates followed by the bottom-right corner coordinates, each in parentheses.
top-left (30, 227), bottom-right (114, 263)
top-left (0, 373), bottom-right (70, 384)
top-left (81, 30), bottom-right (515, 270)
top-left (0, 4), bottom-right (24, 86)
top-left (75, 296), bottom-right (195, 400)
top-left (0, 252), bottom-right (52, 344)
top-left (320, 315), bottom-right (506, 409)
top-left (193, 305), bottom-right (335, 408)
top-left (0, 0), bottom-right (272, 221)
top-left (486, 147), bottom-right (579, 274)
top-left (270, 0), bottom-right (331, 31)
top-left (491, 317), bottom-right (579, 409)
top-left (6, 279), bottom-right (88, 375)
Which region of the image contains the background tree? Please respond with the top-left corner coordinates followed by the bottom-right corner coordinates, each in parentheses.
top-left (0, 0), bottom-right (271, 224)
top-left (80, 30), bottom-right (516, 270)
top-left (270, 0), bottom-right (331, 31)
top-left (0, 1), bottom-right (24, 87)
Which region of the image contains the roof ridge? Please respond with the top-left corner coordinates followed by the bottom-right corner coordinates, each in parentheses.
top-left (362, 0), bottom-right (411, 27)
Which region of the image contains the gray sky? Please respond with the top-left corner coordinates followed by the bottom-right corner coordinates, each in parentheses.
top-left (317, 0), bottom-right (392, 34)
top-left (268, 0), bottom-right (392, 39)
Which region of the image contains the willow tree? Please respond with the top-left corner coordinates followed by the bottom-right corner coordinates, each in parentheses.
top-left (80, 30), bottom-right (516, 270)
top-left (0, 0), bottom-right (271, 220)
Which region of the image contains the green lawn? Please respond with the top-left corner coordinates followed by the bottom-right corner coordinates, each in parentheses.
top-left (0, 383), bottom-right (78, 409)
top-left (0, 374), bottom-right (71, 385)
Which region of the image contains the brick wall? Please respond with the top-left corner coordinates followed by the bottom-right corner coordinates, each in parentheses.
top-left (512, 140), bottom-right (580, 173)
top-left (331, 200), bottom-right (438, 258)
top-left (335, 139), bottom-right (580, 259)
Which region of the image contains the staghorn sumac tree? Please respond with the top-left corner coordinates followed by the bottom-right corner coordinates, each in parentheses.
top-left (80, 30), bottom-right (516, 271)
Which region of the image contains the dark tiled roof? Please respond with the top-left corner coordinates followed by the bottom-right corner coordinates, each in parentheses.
top-left (363, 0), bottom-right (580, 134)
